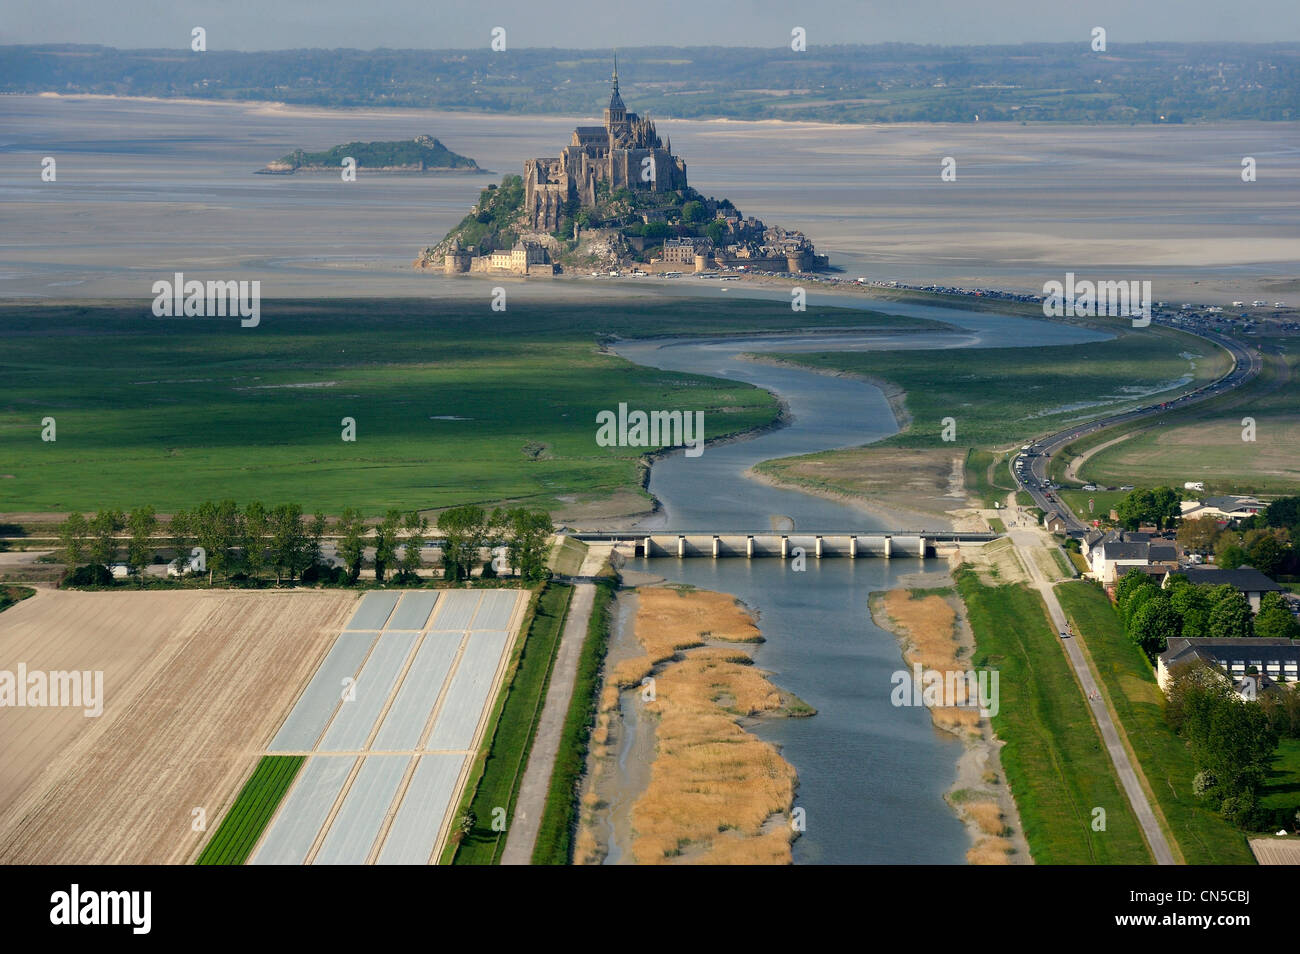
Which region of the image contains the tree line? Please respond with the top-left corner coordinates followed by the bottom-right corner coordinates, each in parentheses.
top-left (57, 502), bottom-right (554, 587)
top-left (1116, 569), bottom-right (1299, 660)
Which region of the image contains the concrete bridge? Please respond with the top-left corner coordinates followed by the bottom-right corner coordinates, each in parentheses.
top-left (567, 531), bottom-right (996, 560)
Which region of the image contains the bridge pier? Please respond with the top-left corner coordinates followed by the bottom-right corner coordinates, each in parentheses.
top-left (746, 535), bottom-right (754, 559)
top-left (815, 535), bottom-right (823, 559)
top-left (712, 535), bottom-right (720, 559)
top-left (919, 537), bottom-right (927, 559)
top-left (849, 535), bottom-right (858, 559)
top-left (642, 536), bottom-right (651, 558)
top-left (780, 535), bottom-right (789, 559)
top-left (677, 535), bottom-right (685, 559)
top-left (884, 536), bottom-right (892, 559)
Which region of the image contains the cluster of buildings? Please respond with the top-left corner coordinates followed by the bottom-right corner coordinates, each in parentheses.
top-left (521, 57), bottom-right (688, 233)
top-left (1069, 498), bottom-right (1299, 696)
top-left (443, 59), bottom-right (825, 277)
top-left (1084, 529), bottom-right (1180, 585)
top-left (443, 237), bottom-right (552, 277)
top-left (1179, 494), bottom-right (1266, 521)
top-left (653, 222), bottom-right (825, 274)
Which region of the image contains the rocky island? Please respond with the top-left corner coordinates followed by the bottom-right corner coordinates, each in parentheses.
top-left (416, 58), bottom-right (828, 277)
top-left (259, 135), bottom-right (485, 174)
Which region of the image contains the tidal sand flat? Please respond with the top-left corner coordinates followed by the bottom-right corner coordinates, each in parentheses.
top-left (3, 95), bottom-right (1295, 302)
top-left (576, 586), bottom-right (811, 865)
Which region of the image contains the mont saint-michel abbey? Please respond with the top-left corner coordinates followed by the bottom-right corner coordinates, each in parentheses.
top-left (524, 61), bottom-right (688, 231)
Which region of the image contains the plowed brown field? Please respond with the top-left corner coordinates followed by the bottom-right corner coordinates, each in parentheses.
top-left (0, 588), bottom-right (355, 863)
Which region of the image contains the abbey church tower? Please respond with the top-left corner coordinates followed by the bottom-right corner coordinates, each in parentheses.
top-left (603, 55), bottom-right (628, 132)
top-left (522, 54), bottom-right (689, 232)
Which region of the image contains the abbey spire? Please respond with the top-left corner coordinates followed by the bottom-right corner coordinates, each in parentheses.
top-left (604, 51), bottom-right (627, 130)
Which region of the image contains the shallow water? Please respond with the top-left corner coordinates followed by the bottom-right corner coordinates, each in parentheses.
top-left (2, 95), bottom-right (1295, 301)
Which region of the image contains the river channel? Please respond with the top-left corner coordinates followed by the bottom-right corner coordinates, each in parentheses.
top-left (609, 300), bottom-right (1106, 863)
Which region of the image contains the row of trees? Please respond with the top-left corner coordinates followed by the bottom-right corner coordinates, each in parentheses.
top-left (58, 501), bottom-right (555, 587)
top-left (435, 505), bottom-right (552, 583)
top-left (1115, 569), bottom-right (1299, 659)
top-left (59, 508), bottom-right (160, 578)
top-left (60, 503), bottom-right (330, 585)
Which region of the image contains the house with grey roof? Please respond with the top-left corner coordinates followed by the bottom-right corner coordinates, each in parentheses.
top-left (1179, 495), bottom-right (1265, 522)
top-left (1086, 531), bottom-right (1180, 584)
top-left (1157, 636), bottom-right (1300, 692)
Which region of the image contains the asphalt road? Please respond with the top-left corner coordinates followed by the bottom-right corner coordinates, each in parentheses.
top-left (1011, 324), bottom-right (1260, 532)
top-left (996, 324), bottom-right (1259, 866)
top-left (1008, 523), bottom-right (1177, 865)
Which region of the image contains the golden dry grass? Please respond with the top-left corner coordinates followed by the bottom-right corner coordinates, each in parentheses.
top-left (879, 589), bottom-right (981, 736)
top-left (967, 800), bottom-right (1010, 837)
top-left (628, 588), bottom-right (798, 865)
top-left (609, 587), bottom-right (763, 701)
top-left (968, 836), bottom-right (1016, 865)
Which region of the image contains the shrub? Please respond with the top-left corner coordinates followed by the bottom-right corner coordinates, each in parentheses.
top-left (66, 564), bottom-right (113, 586)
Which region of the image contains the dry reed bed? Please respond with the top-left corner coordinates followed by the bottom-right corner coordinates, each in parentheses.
top-left (627, 587), bottom-right (804, 864)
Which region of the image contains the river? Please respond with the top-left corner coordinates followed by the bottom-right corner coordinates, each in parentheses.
top-left (611, 306), bottom-right (1104, 863)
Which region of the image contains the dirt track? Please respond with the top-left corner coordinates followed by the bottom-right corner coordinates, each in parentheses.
top-left (0, 588), bottom-right (355, 863)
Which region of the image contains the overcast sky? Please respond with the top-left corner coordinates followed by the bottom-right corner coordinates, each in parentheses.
top-left (2, 0), bottom-right (1297, 49)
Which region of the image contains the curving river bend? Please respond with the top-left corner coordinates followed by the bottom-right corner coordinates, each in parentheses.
top-left (610, 295), bottom-right (1107, 863)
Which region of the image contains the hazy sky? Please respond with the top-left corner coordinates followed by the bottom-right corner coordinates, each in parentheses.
top-left (3, 0), bottom-right (1298, 49)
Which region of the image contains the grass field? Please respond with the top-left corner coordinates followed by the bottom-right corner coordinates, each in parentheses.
top-left (1259, 737), bottom-right (1300, 825)
top-left (0, 298), bottom-right (935, 516)
top-left (532, 579), bottom-right (615, 865)
top-left (1049, 344), bottom-right (1299, 497)
top-left (955, 567), bottom-right (1152, 864)
top-left (769, 323), bottom-right (1229, 453)
top-left (196, 755), bottom-right (305, 865)
top-left (548, 537), bottom-right (588, 577)
top-left (450, 582), bottom-right (573, 865)
top-left (1054, 581), bottom-right (1254, 864)
top-left (1050, 548), bottom-right (1073, 577)
top-left (1077, 347), bottom-right (1300, 495)
top-left (1056, 489), bottom-right (1128, 525)
top-left (964, 447), bottom-right (1016, 509)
